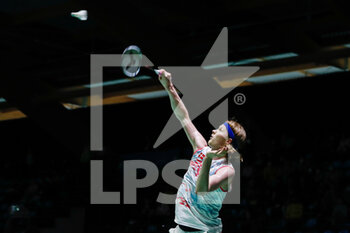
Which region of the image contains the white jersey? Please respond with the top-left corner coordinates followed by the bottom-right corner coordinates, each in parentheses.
top-left (174, 146), bottom-right (233, 233)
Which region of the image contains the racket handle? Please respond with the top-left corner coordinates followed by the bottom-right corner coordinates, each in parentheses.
top-left (154, 69), bottom-right (160, 75)
top-left (144, 66), bottom-right (160, 75)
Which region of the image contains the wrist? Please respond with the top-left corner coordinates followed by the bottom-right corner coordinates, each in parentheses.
top-left (166, 83), bottom-right (176, 94)
top-left (166, 83), bottom-right (174, 91)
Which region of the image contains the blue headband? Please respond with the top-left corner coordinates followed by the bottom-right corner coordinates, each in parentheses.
top-left (224, 122), bottom-right (238, 149)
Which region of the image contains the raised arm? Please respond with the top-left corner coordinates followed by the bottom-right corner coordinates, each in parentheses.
top-left (196, 147), bottom-right (235, 194)
top-left (158, 69), bottom-right (207, 151)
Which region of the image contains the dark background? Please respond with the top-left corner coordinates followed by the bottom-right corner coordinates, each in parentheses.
top-left (1, 0), bottom-right (350, 232)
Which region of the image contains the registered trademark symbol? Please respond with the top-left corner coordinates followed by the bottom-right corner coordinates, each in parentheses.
top-left (233, 93), bottom-right (246, 105)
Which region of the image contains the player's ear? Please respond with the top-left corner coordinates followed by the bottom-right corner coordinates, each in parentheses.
top-left (227, 138), bottom-right (232, 145)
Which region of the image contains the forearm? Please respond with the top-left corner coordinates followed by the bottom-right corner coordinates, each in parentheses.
top-left (195, 157), bottom-right (212, 194)
top-left (166, 83), bottom-right (189, 121)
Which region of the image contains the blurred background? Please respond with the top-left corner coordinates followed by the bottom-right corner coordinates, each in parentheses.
top-left (0, 0), bottom-right (349, 232)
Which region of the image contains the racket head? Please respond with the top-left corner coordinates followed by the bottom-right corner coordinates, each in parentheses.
top-left (121, 45), bottom-right (142, 77)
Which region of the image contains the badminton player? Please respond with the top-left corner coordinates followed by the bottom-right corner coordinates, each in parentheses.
top-left (158, 69), bottom-right (246, 233)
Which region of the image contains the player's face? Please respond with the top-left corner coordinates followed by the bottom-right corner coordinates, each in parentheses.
top-left (208, 124), bottom-right (229, 149)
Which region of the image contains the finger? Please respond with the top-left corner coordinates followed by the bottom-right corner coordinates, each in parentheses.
top-left (219, 148), bottom-right (227, 155)
top-left (217, 148), bottom-right (224, 154)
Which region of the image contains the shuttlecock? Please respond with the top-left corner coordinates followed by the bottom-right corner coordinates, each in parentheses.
top-left (71, 10), bottom-right (88, 21)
